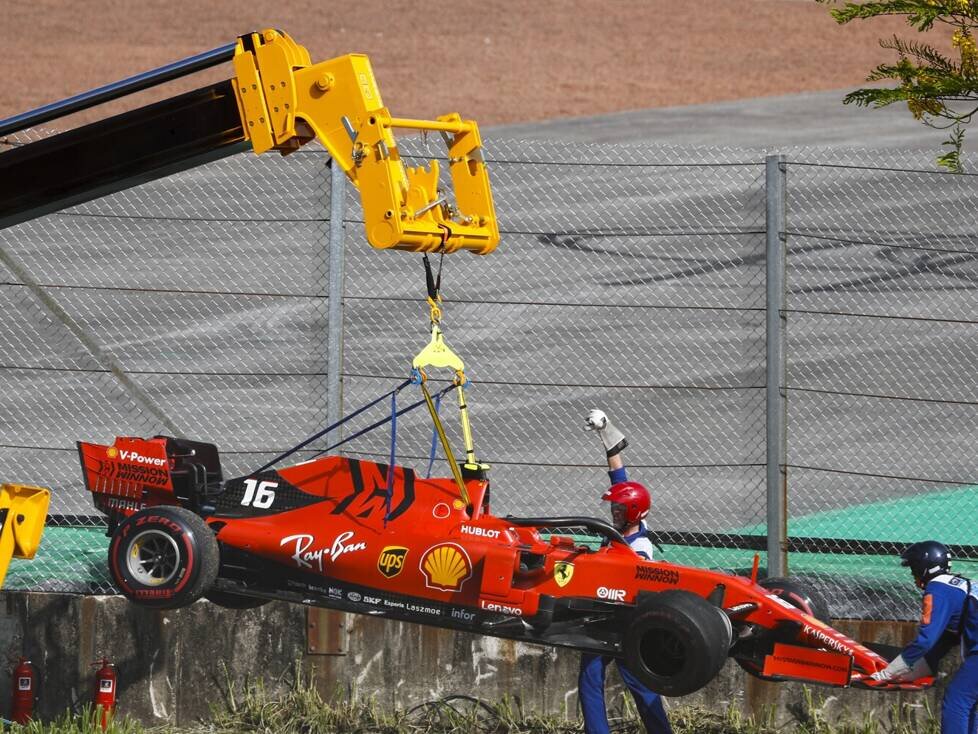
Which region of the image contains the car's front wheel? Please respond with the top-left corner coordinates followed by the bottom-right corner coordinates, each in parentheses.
top-left (623, 590), bottom-right (732, 696)
top-left (735, 576), bottom-right (832, 680)
top-left (109, 506), bottom-right (219, 609)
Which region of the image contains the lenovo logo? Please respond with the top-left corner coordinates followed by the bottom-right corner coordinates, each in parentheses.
top-left (479, 600), bottom-right (522, 616)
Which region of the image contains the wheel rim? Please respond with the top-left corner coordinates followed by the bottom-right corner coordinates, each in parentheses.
top-left (127, 530), bottom-right (181, 586)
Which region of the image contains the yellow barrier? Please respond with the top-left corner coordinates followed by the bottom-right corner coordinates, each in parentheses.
top-left (0, 483), bottom-right (50, 588)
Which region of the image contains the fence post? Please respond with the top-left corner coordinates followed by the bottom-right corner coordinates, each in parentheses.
top-left (326, 159), bottom-right (347, 433)
top-left (765, 154), bottom-right (788, 577)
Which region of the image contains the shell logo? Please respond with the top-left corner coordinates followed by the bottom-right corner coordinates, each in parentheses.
top-left (420, 543), bottom-right (472, 592)
top-left (106, 447), bottom-right (119, 459)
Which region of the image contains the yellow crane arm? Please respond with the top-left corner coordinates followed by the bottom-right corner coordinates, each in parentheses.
top-left (0, 29), bottom-right (499, 256)
top-left (232, 30), bottom-right (499, 255)
top-left (0, 484), bottom-right (50, 589)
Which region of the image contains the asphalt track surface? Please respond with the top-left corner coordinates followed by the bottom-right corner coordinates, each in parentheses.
top-left (2, 91), bottom-right (976, 618)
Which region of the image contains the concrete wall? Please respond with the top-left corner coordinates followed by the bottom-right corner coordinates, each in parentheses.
top-left (0, 591), bottom-right (949, 727)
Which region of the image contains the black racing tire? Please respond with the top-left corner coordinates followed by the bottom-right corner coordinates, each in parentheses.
top-left (759, 576), bottom-right (831, 623)
top-left (623, 590), bottom-right (732, 697)
top-left (736, 576), bottom-right (832, 680)
top-left (109, 506), bottom-right (219, 610)
top-left (205, 590), bottom-right (269, 610)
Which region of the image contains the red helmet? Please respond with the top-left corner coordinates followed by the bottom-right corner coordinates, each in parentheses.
top-left (602, 481), bottom-right (651, 526)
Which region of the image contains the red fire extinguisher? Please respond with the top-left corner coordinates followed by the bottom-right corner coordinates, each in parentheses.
top-left (10, 657), bottom-right (36, 724)
top-left (92, 658), bottom-right (117, 729)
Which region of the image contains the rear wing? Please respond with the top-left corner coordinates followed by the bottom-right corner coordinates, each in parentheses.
top-left (78, 436), bottom-right (223, 519)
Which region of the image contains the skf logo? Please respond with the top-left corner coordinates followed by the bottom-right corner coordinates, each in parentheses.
top-left (597, 586), bottom-right (626, 602)
top-left (378, 546), bottom-right (408, 578)
top-left (554, 561), bottom-right (574, 587)
top-left (106, 447), bottom-right (119, 459)
top-left (420, 543), bottom-right (472, 592)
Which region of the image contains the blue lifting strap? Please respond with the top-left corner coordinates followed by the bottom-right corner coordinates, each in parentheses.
top-left (312, 383), bottom-right (457, 458)
top-left (253, 378), bottom-right (411, 474)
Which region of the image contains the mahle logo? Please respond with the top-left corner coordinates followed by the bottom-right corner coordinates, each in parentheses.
top-left (378, 546), bottom-right (408, 578)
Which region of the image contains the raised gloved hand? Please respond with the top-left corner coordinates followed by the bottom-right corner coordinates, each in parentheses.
top-left (869, 654), bottom-right (913, 682)
top-left (584, 408), bottom-right (628, 457)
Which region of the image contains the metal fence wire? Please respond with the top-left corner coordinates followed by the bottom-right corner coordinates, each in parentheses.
top-left (0, 131), bottom-right (975, 621)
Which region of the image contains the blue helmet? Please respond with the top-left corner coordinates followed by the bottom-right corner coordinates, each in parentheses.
top-left (900, 541), bottom-right (950, 583)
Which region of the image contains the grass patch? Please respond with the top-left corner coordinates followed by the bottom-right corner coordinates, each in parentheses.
top-left (0, 668), bottom-right (941, 734)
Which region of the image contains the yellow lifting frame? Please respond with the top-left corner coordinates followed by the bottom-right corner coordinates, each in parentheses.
top-left (412, 296), bottom-right (484, 501)
top-left (231, 29), bottom-right (500, 256)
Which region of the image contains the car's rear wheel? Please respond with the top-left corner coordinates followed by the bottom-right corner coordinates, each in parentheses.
top-left (735, 576), bottom-right (832, 680)
top-left (109, 506), bottom-right (219, 609)
top-left (205, 589), bottom-right (269, 610)
top-left (623, 590), bottom-right (732, 696)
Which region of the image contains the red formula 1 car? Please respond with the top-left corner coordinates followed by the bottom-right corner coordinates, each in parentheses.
top-left (77, 434), bottom-right (929, 696)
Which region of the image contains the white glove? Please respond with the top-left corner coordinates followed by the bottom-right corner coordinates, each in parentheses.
top-left (869, 654), bottom-right (913, 682)
top-left (584, 408), bottom-right (628, 457)
top-left (585, 409), bottom-right (608, 431)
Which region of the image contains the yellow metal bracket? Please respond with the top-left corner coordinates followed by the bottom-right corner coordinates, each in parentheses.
top-left (0, 483), bottom-right (50, 588)
top-left (231, 30), bottom-right (499, 256)
top-left (412, 324), bottom-right (465, 374)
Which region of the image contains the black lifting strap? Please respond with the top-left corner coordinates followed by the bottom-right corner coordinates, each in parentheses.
top-left (251, 379), bottom-right (411, 474)
top-left (423, 251), bottom-right (445, 304)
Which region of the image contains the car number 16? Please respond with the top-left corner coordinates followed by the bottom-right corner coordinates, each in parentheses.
top-left (241, 479), bottom-right (278, 509)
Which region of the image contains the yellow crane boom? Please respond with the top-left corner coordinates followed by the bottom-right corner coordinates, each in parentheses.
top-left (0, 29), bottom-right (500, 256)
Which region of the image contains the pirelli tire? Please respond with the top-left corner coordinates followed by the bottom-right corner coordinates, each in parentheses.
top-left (109, 506), bottom-right (219, 609)
top-left (623, 590), bottom-right (732, 697)
top-left (736, 576), bottom-right (832, 681)
top-left (759, 577), bottom-right (831, 623)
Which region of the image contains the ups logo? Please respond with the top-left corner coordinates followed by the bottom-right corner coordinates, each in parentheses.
top-left (378, 546), bottom-right (408, 578)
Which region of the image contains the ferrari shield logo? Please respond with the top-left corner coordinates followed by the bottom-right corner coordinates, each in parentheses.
top-left (554, 561), bottom-right (574, 587)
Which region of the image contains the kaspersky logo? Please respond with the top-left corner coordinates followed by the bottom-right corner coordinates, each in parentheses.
top-left (420, 543), bottom-right (472, 592)
top-left (377, 546), bottom-right (408, 578)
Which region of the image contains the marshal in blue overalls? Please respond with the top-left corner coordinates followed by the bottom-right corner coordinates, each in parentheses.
top-left (579, 409), bottom-right (672, 734)
top-left (871, 541), bottom-right (978, 734)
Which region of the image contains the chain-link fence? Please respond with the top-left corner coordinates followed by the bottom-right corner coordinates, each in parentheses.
top-left (1, 131), bottom-right (975, 620)
top-left (781, 150), bottom-right (978, 618)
